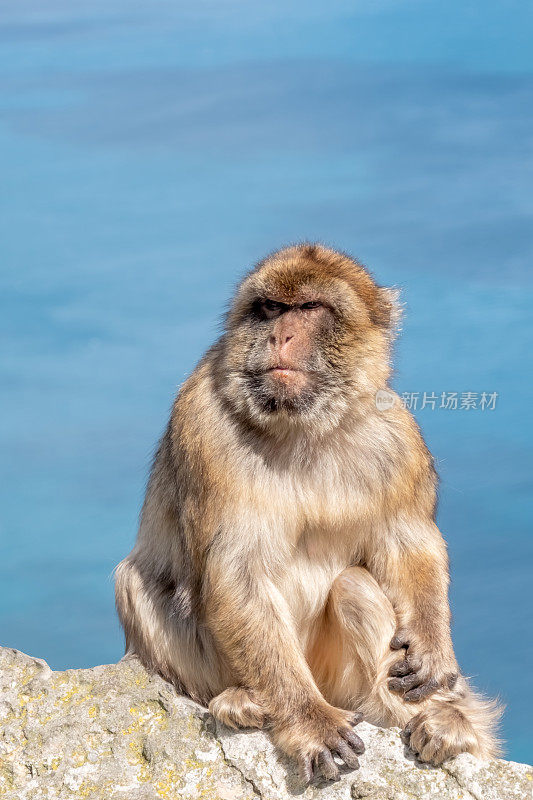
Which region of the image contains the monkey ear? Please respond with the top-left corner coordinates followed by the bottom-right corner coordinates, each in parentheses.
top-left (375, 287), bottom-right (403, 336)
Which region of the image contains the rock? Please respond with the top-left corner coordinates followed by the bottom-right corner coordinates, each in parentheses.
top-left (0, 647), bottom-right (531, 800)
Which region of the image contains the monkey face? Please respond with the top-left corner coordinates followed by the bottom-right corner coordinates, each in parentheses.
top-left (240, 296), bottom-right (342, 417)
top-left (219, 244), bottom-right (399, 432)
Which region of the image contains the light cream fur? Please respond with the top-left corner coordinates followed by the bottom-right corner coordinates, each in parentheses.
top-left (115, 244), bottom-right (501, 782)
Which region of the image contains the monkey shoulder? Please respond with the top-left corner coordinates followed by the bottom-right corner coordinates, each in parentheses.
top-left (165, 359), bottom-right (268, 513)
top-left (373, 393), bottom-right (434, 469)
top-left (347, 397), bottom-right (437, 514)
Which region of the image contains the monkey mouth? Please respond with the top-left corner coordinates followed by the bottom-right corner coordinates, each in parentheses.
top-left (265, 366), bottom-right (307, 383)
top-left (266, 367), bottom-right (303, 376)
top-left (261, 366), bottom-right (310, 397)
top-left (244, 368), bottom-right (321, 417)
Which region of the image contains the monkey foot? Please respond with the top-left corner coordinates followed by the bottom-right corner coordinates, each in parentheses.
top-left (209, 686), bottom-right (268, 730)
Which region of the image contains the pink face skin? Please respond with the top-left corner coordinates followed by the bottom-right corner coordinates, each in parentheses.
top-left (265, 366), bottom-right (308, 395)
top-left (258, 298), bottom-right (332, 396)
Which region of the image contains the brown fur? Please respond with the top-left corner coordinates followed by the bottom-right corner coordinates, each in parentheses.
top-left (115, 244), bottom-right (501, 782)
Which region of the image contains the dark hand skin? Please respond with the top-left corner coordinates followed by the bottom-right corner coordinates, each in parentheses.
top-left (387, 630), bottom-right (459, 702)
top-left (298, 712), bottom-right (365, 784)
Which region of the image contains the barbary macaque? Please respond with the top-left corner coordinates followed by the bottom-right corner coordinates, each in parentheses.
top-left (115, 244), bottom-right (500, 782)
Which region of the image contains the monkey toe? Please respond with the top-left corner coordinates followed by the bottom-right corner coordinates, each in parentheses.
top-left (411, 722), bottom-right (457, 765)
top-left (419, 733), bottom-right (447, 765)
top-left (299, 754), bottom-right (314, 785)
top-left (404, 704), bottom-right (478, 765)
top-left (334, 739), bottom-right (361, 769)
top-left (412, 731), bottom-right (432, 758)
top-left (339, 725), bottom-right (365, 754)
top-left (315, 748), bottom-right (340, 781)
top-left (311, 740), bottom-right (360, 782)
top-left (301, 749), bottom-right (345, 784)
top-left (400, 719), bottom-right (413, 746)
top-left (299, 722), bottom-right (364, 784)
top-left (349, 711), bottom-right (364, 727)
top-left (326, 726), bottom-right (363, 772)
top-left (405, 716), bottom-right (430, 756)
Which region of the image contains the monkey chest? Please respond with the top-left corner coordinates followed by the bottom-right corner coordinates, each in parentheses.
top-left (278, 524), bottom-right (359, 639)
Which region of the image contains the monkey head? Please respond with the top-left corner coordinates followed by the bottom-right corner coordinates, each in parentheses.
top-left (218, 244), bottom-right (400, 433)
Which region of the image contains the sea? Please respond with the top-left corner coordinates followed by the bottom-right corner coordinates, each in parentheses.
top-left (0, 0), bottom-right (531, 763)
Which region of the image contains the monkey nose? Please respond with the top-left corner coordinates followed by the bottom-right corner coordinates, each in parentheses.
top-left (269, 334), bottom-right (293, 349)
top-left (280, 335), bottom-right (294, 354)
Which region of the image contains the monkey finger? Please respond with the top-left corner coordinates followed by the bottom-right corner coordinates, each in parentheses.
top-left (389, 654), bottom-right (422, 677)
top-left (348, 711), bottom-right (364, 727)
top-left (339, 726), bottom-right (365, 754)
top-left (388, 672), bottom-right (423, 693)
top-left (404, 678), bottom-right (440, 702)
top-left (390, 632), bottom-right (410, 650)
top-left (334, 739), bottom-right (360, 770)
top-left (389, 661), bottom-right (410, 678)
top-left (316, 748), bottom-right (340, 781)
top-left (389, 660), bottom-right (415, 678)
top-left (298, 754), bottom-right (314, 785)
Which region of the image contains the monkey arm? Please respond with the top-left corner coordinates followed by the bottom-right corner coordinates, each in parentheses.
top-left (204, 537), bottom-right (365, 779)
top-left (368, 520), bottom-right (460, 702)
top-left (205, 557), bottom-right (320, 713)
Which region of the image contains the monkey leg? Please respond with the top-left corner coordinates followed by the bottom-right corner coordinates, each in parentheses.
top-left (400, 686), bottom-right (502, 763)
top-left (115, 556), bottom-right (228, 705)
top-left (209, 687), bottom-right (268, 730)
top-left (308, 566), bottom-right (501, 763)
top-left (307, 565), bottom-right (407, 725)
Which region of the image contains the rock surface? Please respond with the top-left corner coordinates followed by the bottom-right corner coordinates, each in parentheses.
top-left (0, 647), bottom-right (531, 800)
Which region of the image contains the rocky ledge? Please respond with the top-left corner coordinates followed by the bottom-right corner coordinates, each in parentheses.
top-left (0, 647), bottom-right (531, 800)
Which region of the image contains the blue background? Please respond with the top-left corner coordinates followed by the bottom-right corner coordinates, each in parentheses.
top-left (1, 0), bottom-right (531, 763)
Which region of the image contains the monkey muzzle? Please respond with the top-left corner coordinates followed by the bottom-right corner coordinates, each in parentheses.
top-left (264, 366), bottom-right (309, 395)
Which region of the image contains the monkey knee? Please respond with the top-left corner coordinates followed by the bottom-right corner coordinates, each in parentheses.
top-left (330, 567), bottom-right (395, 633)
top-left (114, 560), bottom-right (137, 627)
top-left (209, 687), bottom-right (267, 730)
top-left (326, 567), bottom-right (397, 692)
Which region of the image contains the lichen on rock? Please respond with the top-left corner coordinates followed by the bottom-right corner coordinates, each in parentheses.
top-left (0, 646), bottom-right (531, 799)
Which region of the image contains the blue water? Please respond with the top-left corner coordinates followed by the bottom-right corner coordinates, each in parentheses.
top-left (1, 0), bottom-right (532, 763)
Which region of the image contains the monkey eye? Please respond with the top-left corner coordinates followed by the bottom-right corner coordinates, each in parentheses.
top-left (260, 299), bottom-right (287, 316)
top-left (300, 301), bottom-right (322, 310)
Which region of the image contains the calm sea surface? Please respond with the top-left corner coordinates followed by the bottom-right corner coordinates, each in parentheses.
top-left (1, 0), bottom-right (532, 763)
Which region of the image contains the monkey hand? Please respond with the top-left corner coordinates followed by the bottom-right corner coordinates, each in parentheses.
top-left (387, 630), bottom-right (459, 702)
top-left (274, 703), bottom-right (365, 784)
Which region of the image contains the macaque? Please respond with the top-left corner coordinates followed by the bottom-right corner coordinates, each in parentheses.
top-left (115, 244), bottom-right (500, 782)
